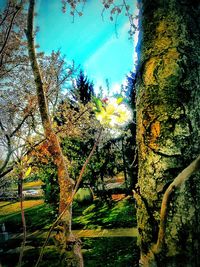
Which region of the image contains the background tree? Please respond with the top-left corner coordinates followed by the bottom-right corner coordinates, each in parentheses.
top-left (135, 1), bottom-right (200, 266)
top-left (73, 69), bottom-right (94, 105)
top-left (0, 47), bottom-right (73, 190)
top-left (32, 93), bottom-right (98, 211)
top-left (0, 0), bottom-right (31, 180)
top-left (44, 90), bottom-right (131, 207)
top-left (0, 0), bottom-right (26, 77)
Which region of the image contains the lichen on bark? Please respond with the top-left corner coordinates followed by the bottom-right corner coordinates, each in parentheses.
top-left (136, 0), bottom-right (200, 266)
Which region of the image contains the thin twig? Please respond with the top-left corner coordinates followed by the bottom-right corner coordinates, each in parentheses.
top-left (10, 114), bottom-right (30, 137)
top-left (0, 5), bottom-right (21, 56)
top-left (72, 106), bottom-right (91, 124)
top-left (130, 146), bottom-right (138, 168)
top-left (0, 119), bottom-right (12, 174)
top-left (0, 135), bottom-right (47, 179)
top-left (0, 112), bottom-right (31, 175)
top-left (73, 127), bottom-right (103, 193)
top-left (0, 1), bottom-right (11, 27)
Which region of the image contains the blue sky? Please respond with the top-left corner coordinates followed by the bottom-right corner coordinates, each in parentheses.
top-left (36, 0), bottom-right (138, 93)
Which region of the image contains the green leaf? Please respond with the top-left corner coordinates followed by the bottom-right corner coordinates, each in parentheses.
top-left (93, 97), bottom-right (103, 112)
top-left (24, 166), bottom-right (32, 178)
top-left (116, 96), bottom-right (123, 104)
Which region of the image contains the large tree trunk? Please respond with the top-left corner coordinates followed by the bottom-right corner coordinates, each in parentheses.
top-left (26, 1), bottom-right (83, 266)
top-left (135, 0), bottom-right (200, 266)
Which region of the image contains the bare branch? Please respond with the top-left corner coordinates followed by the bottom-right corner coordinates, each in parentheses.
top-left (0, 111), bottom-right (30, 175)
top-left (154, 155), bottom-right (200, 254)
top-left (0, 119), bottom-right (12, 174)
top-left (10, 114), bottom-right (30, 137)
top-left (0, 1), bottom-right (11, 27)
top-left (0, 166), bottom-right (13, 179)
top-left (0, 5), bottom-right (21, 56)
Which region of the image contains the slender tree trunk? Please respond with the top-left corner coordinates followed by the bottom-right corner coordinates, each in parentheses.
top-left (26, 1), bottom-right (83, 266)
top-left (18, 172), bottom-right (26, 267)
top-left (136, 0), bottom-right (200, 266)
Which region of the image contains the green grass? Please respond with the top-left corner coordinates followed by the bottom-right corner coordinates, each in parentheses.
top-left (0, 201), bottom-right (10, 207)
top-left (83, 237), bottom-right (139, 267)
top-left (1, 238), bottom-right (139, 267)
top-left (72, 197), bottom-right (137, 229)
top-left (0, 197), bottom-right (139, 267)
top-left (0, 197), bottom-right (137, 232)
top-left (11, 180), bottom-right (44, 190)
top-left (23, 180), bottom-right (44, 189)
top-left (0, 200), bottom-right (44, 216)
top-left (1, 245), bottom-right (61, 267)
top-left (0, 201), bottom-right (55, 232)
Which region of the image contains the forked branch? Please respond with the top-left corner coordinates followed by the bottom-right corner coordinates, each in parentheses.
top-left (139, 155), bottom-right (200, 266)
top-left (154, 154), bottom-right (200, 254)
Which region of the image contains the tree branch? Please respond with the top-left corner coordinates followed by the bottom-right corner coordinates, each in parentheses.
top-left (0, 166), bottom-right (13, 179)
top-left (0, 113), bottom-right (30, 175)
top-left (0, 133), bottom-right (47, 179)
top-left (25, 0), bottom-right (50, 128)
top-left (154, 155), bottom-right (200, 254)
top-left (0, 5), bottom-right (21, 56)
top-left (10, 114), bottom-right (30, 137)
top-left (0, 119), bottom-right (12, 174)
top-left (0, 1), bottom-right (11, 27)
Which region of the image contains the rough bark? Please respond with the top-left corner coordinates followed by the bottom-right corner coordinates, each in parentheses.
top-left (136, 0), bottom-right (200, 266)
top-left (26, 0), bottom-right (83, 266)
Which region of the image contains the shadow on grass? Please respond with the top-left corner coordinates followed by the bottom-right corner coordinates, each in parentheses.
top-left (0, 198), bottom-right (139, 266)
top-left (0, 203), bottom-right (55, 233)
top-left (83, 237), bottom-right (139, 267)
top-left (1, 237), bottom-right (139, 267)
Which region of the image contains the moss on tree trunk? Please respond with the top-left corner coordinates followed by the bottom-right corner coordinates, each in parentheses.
top-left (136, 0), bottom-right (200, 266)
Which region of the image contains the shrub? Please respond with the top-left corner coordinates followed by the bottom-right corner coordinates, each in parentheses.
top-left (74, 188), bottom-right (94, 205)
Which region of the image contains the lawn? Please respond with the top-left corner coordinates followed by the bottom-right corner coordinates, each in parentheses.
top-left (11, 180), bottom-right (44, 191)
top-left (1, 237), bottom-right (139, 267)
top-left (23, 180), bottom-right (44, 189)
top-left (73, 197), bottom-right (137, 229)
top-left (0, 199), bottom-right (44, 217)
top-left (0, 200), bottom-right (54, 232)
top-left (0, 197), bottom-right (139, 266)
top-left (0, 197), bottom-right (137, 231)
top-left (0, 201), bottom-right (10, 207)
